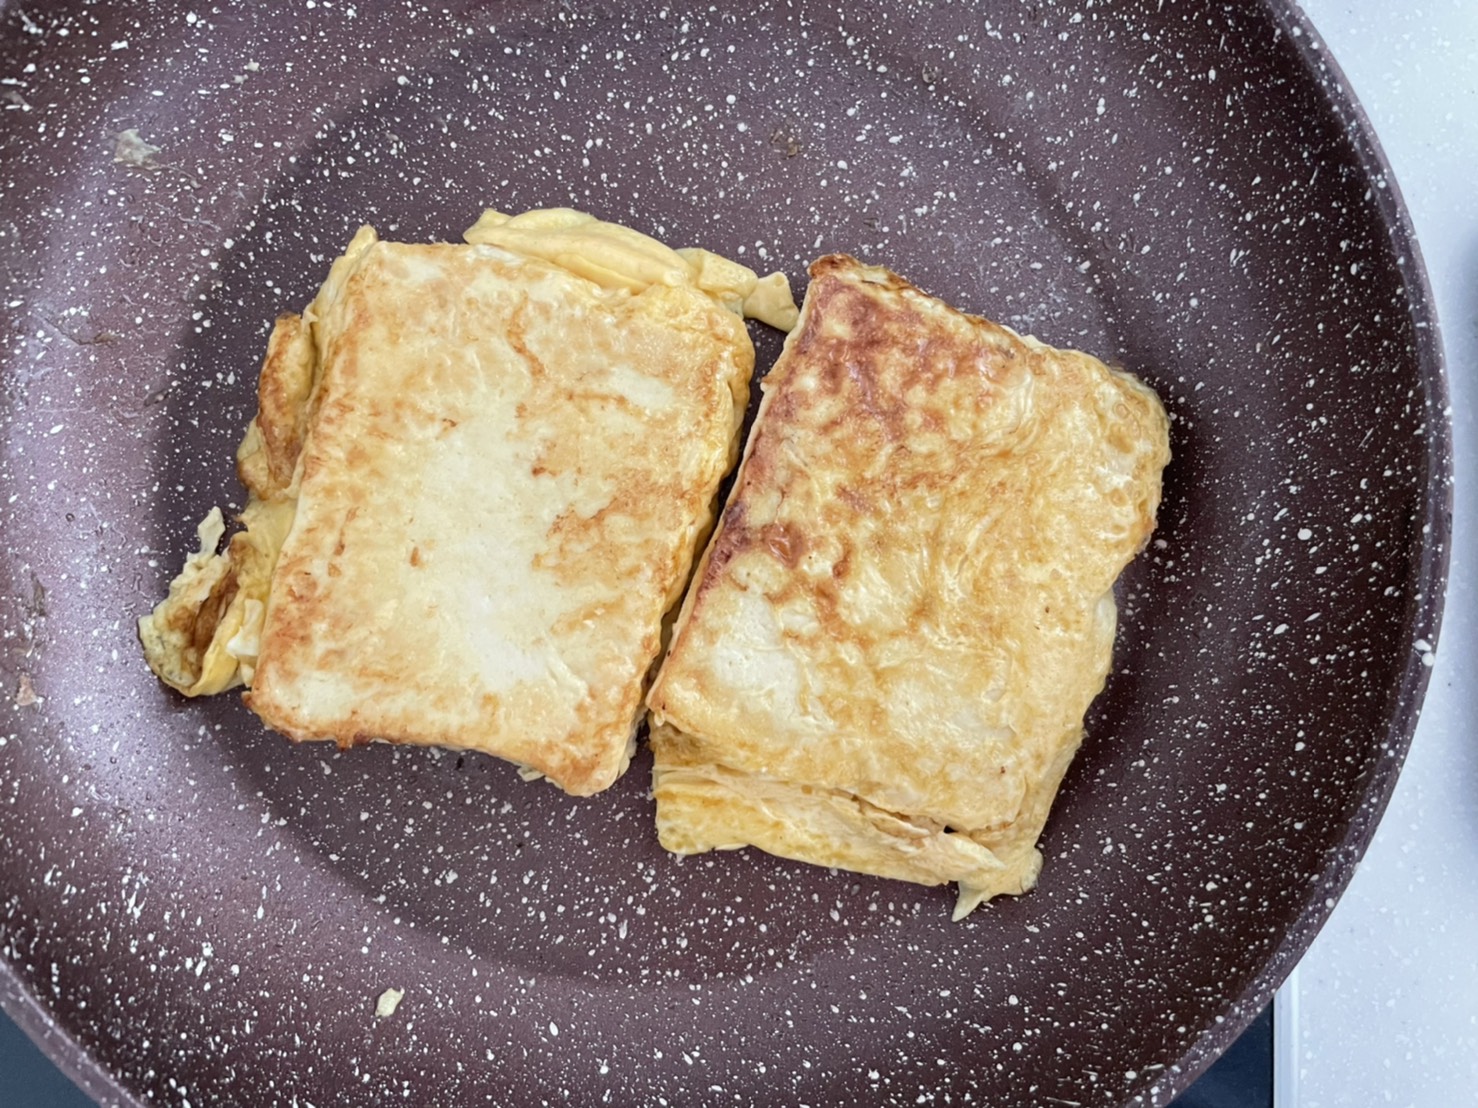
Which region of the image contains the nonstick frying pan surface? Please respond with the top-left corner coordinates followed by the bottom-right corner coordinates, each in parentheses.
top-left (0, 2), bottom-right (1449, 1105)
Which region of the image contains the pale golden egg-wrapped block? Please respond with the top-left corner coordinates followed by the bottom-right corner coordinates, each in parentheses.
top-left (139, 209), bottom-right (796, 796)
top-left (646, 255), bottom-right (1170, 915)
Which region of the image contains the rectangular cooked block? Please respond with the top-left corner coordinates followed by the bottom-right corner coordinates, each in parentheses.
top-left (142, 216), bottom-right (771, 795)
top-left (646, 254), bottom-right (1170, 913)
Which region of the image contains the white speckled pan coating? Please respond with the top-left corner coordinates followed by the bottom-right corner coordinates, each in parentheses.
top-left (0, 2), bottom-right (1450, 1106)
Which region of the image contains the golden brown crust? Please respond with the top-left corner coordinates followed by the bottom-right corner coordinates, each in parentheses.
top-left (237, 313), bottom-right (317, 500)
top-left (647, 254), bottom-right (1170, 912)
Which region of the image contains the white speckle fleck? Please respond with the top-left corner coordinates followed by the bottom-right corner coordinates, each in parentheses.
top-left (375, 987), bottom-right (404, 1018)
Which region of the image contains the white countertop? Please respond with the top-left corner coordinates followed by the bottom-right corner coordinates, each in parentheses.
top-left (1282, 3), bottom-right (1478, 1106)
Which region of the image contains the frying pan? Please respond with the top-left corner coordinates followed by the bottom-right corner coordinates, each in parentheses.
top-left (0, 1), bottom-right (1450, 1105)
